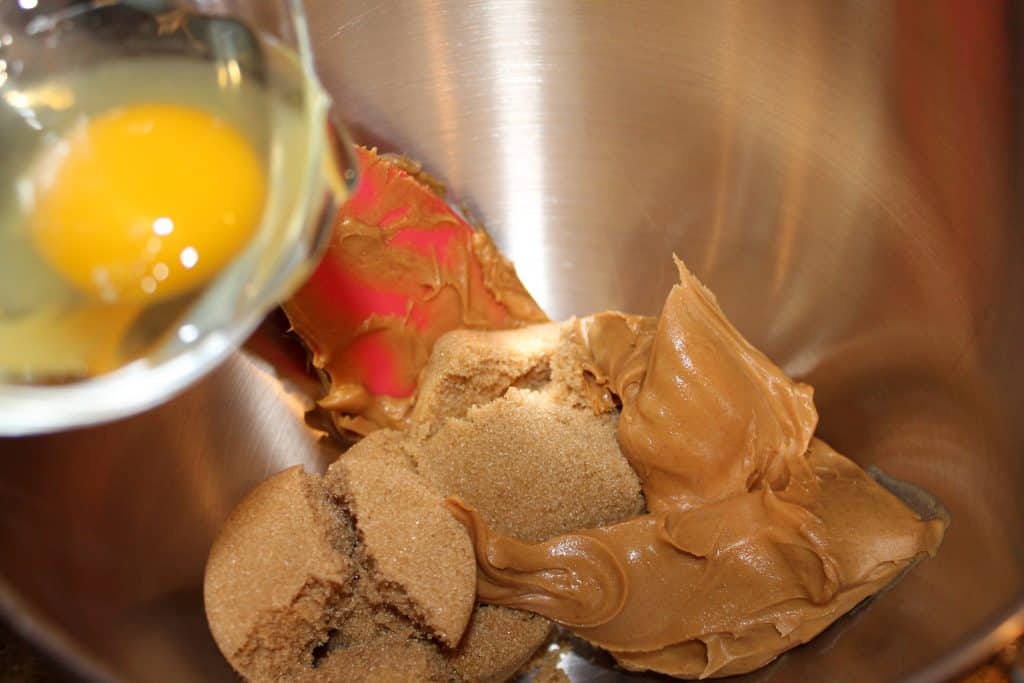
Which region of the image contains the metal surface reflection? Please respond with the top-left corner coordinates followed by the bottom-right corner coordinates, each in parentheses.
top-left (1, 1), bottom-right (1023, 681)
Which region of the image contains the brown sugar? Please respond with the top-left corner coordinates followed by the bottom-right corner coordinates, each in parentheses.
top-left (324, 453), bottom-right (476, 646)
top-left (206, 440), bottom-right (558, 682)
top-left (414, 388), bottom-right (644, 541)
top-left (293, 637), bottom-right (452, 683)
top-left (340, 427), bottom-right (417, 472)
top-left (445, 605), bottom-right (554, 683)
top-left (203, 466), bottom-right (356, 680)
top-left (410, 323), bottom-right (563, 428)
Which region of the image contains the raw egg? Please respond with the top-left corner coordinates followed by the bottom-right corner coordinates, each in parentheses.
top-left (30, 103), bottom-right (266, 303)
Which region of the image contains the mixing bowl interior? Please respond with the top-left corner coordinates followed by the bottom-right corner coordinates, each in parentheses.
top-left (1, 2), bottom-right (1023, 681)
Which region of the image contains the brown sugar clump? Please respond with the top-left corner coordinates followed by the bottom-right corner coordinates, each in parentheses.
top-left (339, 427), bottom-right (417, 472)
top-left (414, 388), bottom-right (645, 541)
top-left (408, 322), bottom-right (646, 543)
top-left (312, 572), bottom-right (458, 680)
top-left (205, 457), bottom-right (556, 682)
top-left (293, 637), bottom-right (452, 683)
top-left (203, 466), bottom-right (356, 680)
top-left (410, 323), bottom-right (563, 428)
top-left (324, 453), bottom-right (476, 646)
top-left (445, 605), bottom-right (554, 683)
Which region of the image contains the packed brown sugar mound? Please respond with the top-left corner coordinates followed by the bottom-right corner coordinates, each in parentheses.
top-left (413, 388), bottom-right (643, 541)
top-left (203, 459), bottom-right (477, 682)
top-left (204, 466), bottom-right (357, 681)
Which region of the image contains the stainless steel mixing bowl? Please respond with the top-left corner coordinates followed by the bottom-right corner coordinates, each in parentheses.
top-left (2, 1), bottom-right (1023, 681)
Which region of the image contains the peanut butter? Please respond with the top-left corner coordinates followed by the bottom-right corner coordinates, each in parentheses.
top-left (283, 147), bottom-right (547, 436)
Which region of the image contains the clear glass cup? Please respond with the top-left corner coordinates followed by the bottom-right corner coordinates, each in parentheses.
top-left (0, 0), bottom-right (356, 435)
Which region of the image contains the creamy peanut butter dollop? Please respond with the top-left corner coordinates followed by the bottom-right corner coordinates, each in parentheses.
top-left (446, 258), bottom-right (947, 679)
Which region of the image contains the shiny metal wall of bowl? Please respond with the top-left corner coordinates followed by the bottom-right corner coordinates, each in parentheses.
top-left (1, 1), bottom-right (1022, 681)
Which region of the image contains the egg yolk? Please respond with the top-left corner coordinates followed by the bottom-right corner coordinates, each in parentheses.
top-left (30, 103), bottom-right (266, 303)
